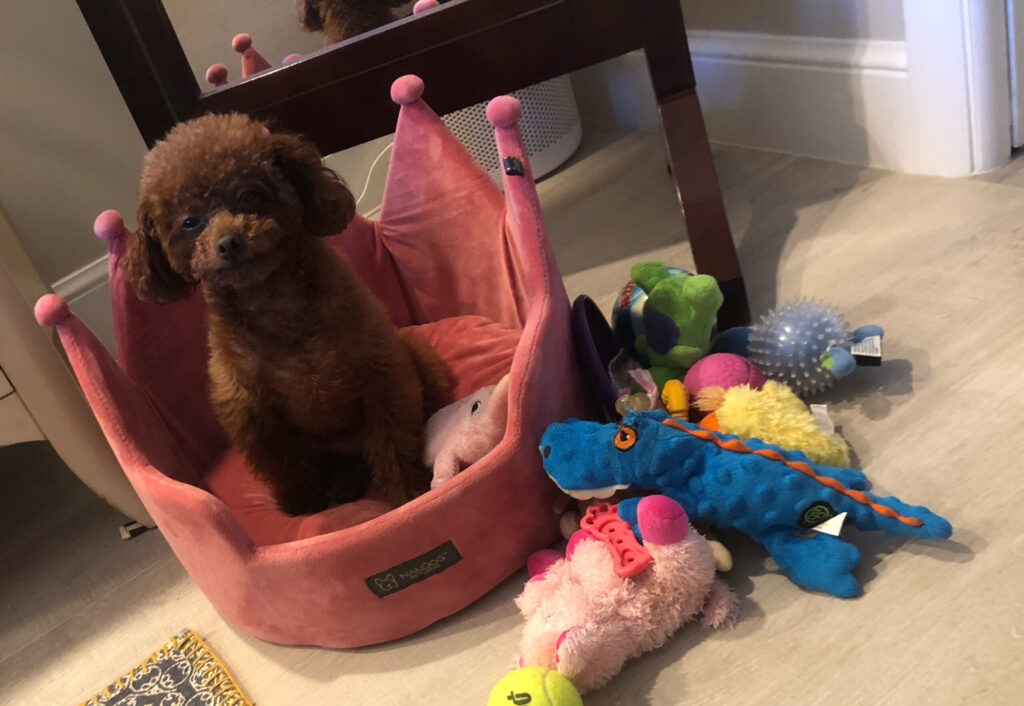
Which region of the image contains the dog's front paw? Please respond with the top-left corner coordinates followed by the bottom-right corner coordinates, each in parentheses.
top-left (324, 457), bottom-right (372, 506)
top-left (271, 455), bottom-right (370, 515)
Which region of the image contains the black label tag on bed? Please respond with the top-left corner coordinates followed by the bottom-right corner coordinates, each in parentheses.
top-left (365, 540), bottom-right (463, 598)
top-left (503, 156), bottom-right (525, 176)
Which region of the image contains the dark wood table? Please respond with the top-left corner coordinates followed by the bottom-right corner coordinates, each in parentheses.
top-left (77, 0), bottom-right (749, 326)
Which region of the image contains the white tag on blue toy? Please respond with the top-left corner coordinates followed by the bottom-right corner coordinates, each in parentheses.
top-left (851, 335), bottom-right (883, 366)
top-left (811, 511), bottom-right (848, 537)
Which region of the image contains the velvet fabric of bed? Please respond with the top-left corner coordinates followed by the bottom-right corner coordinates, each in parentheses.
top-left (35, 76), bottom-right (588, 647)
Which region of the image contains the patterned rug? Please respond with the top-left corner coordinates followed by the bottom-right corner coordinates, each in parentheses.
top-left (79, 629), bottom-right (253, 706)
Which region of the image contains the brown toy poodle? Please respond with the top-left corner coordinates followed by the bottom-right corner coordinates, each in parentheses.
top-left (296, 0), bottom-right (412, 44)
top-left (122, 113), bottom-right (451, 514)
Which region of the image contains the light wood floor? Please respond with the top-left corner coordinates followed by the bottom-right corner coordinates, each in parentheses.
top-left (2, 122), bottom-right (1023, 705)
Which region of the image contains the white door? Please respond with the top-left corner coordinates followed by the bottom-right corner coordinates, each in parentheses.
top-left (903, 0), bottom-right (1012, 174)
top-left (1009, 0), bottom-right (1024, 146)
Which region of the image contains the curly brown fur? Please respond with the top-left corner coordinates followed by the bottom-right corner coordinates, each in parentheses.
top-left (123, 113), bottom-right (451, 514)
top-left (296, 0), bottom-right (410, 44)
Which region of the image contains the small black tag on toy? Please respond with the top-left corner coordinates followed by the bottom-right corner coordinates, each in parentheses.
top-left (851, 335), bottom-right (883, 366)
top-left (365, 540), bottom-right (463, 598)
top-left (798, 501), bottom-right (837, 529)
top-left (503, 156), bottom-right (525, 176)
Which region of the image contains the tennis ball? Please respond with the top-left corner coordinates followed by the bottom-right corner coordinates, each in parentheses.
top-left (486, 666), bottom-right (583, 706)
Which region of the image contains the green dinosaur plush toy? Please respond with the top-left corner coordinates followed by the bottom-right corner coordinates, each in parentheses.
top-left (630, 261), bottom-right (723, 391)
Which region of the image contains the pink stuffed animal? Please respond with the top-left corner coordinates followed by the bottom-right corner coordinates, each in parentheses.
top-left (423, 375), bottom-right (510, 489)
top-left (515, 496), bottom-right (739, 694)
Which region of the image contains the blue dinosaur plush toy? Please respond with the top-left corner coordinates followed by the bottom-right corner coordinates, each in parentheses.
top-left (539, 410), bottom-right (952, 598)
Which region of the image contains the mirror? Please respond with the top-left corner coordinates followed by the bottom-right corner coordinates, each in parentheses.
top-left (295, 1), bottom-right (418, 44)
top-left (162, 0), bottom-right (421, 88)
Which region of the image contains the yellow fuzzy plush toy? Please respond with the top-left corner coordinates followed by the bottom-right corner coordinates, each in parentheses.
top-left (696, 380), bottom-right (850, 467)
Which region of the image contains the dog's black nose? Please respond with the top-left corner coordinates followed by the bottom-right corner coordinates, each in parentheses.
top-left (216, 234), bottom-right (244, 262)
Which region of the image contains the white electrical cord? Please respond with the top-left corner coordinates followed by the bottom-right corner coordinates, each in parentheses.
top-left (355, 141), bottom-right (394, 208)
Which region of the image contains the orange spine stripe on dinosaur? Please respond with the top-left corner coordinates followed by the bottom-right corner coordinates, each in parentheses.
top-left (660, 418), bottom-right (924, 527)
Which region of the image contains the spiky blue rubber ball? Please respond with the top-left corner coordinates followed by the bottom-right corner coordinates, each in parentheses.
top-left (747, 299), bottom-right (851, 397)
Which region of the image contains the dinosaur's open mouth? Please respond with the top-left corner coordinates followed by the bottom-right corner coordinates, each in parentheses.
top-left (558, 483), bottom-right (630, 500)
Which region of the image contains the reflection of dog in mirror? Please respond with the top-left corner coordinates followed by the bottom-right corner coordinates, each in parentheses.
top-left (123, 113), bottom-right (451, 515)
top-left (296, 0), bottom-right (412, 44)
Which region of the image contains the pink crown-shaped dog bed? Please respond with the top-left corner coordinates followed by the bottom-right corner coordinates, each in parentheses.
top-left (35, 75), bottom-right (589, 647)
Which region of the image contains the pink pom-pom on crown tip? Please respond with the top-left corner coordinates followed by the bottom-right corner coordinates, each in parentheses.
top-left (205, 64), bottom-right (229, 87)
top-left (35, 294), bottom-right (71, 328)
top-left (486, 96), bottom-right (522, 128)
top-left (232, 33), bottom-right (253, 53)
top-left (413, 0), bottom-right (440, 14)
top-left (390, 75), bottom-right (424, 105)
top-left (93, 209), bottom-right (125, 242)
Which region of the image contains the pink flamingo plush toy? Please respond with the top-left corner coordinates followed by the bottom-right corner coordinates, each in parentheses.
top-left (515, 495), bottom-right (739, 694)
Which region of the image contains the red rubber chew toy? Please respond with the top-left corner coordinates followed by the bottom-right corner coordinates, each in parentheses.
top-left (580, 503), bottom-right (653, 577)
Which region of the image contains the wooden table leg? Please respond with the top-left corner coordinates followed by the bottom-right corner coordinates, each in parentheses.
top-left (658, 88), bottom-right (750, 329)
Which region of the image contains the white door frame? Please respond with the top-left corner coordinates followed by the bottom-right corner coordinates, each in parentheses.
top-left (1008, 0), bottom-right (1024, 146)
top-left (903, 0), bottom-right (1012, 175)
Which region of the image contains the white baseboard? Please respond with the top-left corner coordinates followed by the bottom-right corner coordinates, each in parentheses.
top-left (51, 255), bottom-right (117, 353)
top-left (684, 29), bottom-right (914, 173)
top-left (688, 30), bottom-right (908, 72)
top-left (52, 254), bottom-right (108, 303)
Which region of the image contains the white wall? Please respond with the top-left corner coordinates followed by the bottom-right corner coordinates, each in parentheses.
top-left (682, 0), bottom-right (904, 40)
top-left (573, 0), bottom-right (907, 138)
top-left (0, 1), bottom-right (146, 288)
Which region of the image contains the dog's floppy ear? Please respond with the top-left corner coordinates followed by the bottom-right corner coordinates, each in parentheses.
top-left (120, 202), bottom-right (195, 304)
top-left (295, 0), bottom-right (325, 32)
top-left (270, 131), bottom-right (357, 237)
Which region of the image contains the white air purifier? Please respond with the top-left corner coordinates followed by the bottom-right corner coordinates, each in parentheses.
top-left (442, 75), bottom-right (582, 182)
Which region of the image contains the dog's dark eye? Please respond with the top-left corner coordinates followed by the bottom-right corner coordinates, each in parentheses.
top-left (182, 216), bottom-right (202, 230)
top-left (471, 401), bottom-right (482, 414)
top-left (236, 190), bottom-right (261, 209)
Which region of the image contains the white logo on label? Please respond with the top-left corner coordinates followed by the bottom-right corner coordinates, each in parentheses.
top-left (374, 574), bottom-right (399, 592)
top-left (398, 552), bottom-right (449, 582)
